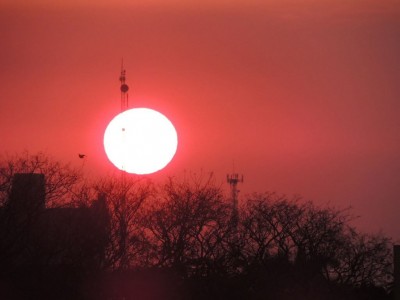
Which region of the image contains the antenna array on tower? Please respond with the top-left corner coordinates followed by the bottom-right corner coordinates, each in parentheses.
top-left (227, 173), bottom-right (243, 227)
top-left (120, 60), bottom-right (129, 112)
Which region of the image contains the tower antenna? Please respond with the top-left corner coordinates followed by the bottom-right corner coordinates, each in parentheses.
top-left (119, 58), bottom-right (129, 112)
top-left (118, 59), bottom-right (129, 268)
top-left (227, 171), bottom-right (243, 228)
top-left (118, 59), bottom-right (130, 172)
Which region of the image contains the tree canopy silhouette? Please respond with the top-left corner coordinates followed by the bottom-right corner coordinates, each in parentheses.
top-left (0, 152), bottom-right (393, 299)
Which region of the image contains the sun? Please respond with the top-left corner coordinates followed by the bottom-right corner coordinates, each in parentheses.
top-left (103, 108), bottom-right (178, 174)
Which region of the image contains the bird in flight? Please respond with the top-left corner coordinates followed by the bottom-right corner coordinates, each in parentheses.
top-left (78, 154), bottom-right (86, 159)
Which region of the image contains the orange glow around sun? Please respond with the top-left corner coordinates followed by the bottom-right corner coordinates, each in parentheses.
top-left (103, 108), bottom-right (178, 175)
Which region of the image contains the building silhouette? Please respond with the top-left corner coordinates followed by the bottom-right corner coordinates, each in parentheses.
top-left (0, 173), bottom-right (109, 299)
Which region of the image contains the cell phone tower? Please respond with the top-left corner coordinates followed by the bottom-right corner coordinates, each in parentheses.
top-left (227, 173), bottom-right (243, 228)
top-left (119, 60), bottom-right (129, 112)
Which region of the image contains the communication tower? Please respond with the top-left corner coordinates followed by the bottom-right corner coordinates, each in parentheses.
top-left (227, 173), bottom-right (243, 227)
top-left (118, 61), bottom-right (130, 267)
top-left (118, 60), bottom-right (130, 172)
top-left (119, 60), bottom-right (129, 112)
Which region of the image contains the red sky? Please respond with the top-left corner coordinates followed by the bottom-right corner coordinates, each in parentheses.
top-left (1, 1), bottom-right (400, 239)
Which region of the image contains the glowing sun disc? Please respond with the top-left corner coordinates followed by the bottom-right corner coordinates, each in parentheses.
top-left (103, 108), bottom-right (178, 174)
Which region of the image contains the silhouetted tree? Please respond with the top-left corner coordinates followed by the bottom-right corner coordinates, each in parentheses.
top-left (0, 153), bottom-right (84, 275)
top-left (140, 175), bottom-right (230, 278)
top-left (0, 153), bottom-right (109, 300)
top-left (239, 192), bottom-right (392, 298)
top-left (241, 193), bottom-right (301, 264)
top-left (0, 153), bottom-right (393, 299)
top-left (328, 230), bottom-right (392, 288)
top-left (0, 151), bottom-right (82, 207)
top-left (93, 175), bottom-right (153, 270)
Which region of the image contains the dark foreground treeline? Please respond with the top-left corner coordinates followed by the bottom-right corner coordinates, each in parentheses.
top-left (0, 153), bottom-right (393, 299)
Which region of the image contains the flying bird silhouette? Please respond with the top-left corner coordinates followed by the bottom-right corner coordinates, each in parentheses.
top-left (78, 154), bottom-right (86, 159)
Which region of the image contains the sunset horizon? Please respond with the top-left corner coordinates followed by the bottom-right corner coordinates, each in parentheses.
top-left (1, 1), bottom-right (400, 297)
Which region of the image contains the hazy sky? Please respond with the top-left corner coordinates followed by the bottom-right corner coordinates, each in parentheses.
top-left (1, 1), bottom-right (400, 238)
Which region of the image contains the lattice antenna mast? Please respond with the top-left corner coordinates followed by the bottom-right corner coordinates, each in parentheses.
top-left (227, 173), bottom-right (243, 227)
top-left (118, 60), bottom-right (130, 268)
top-left (118, 60), bottom-right (130, 173)
top-left (119, 59), bottom-right (129, 112)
